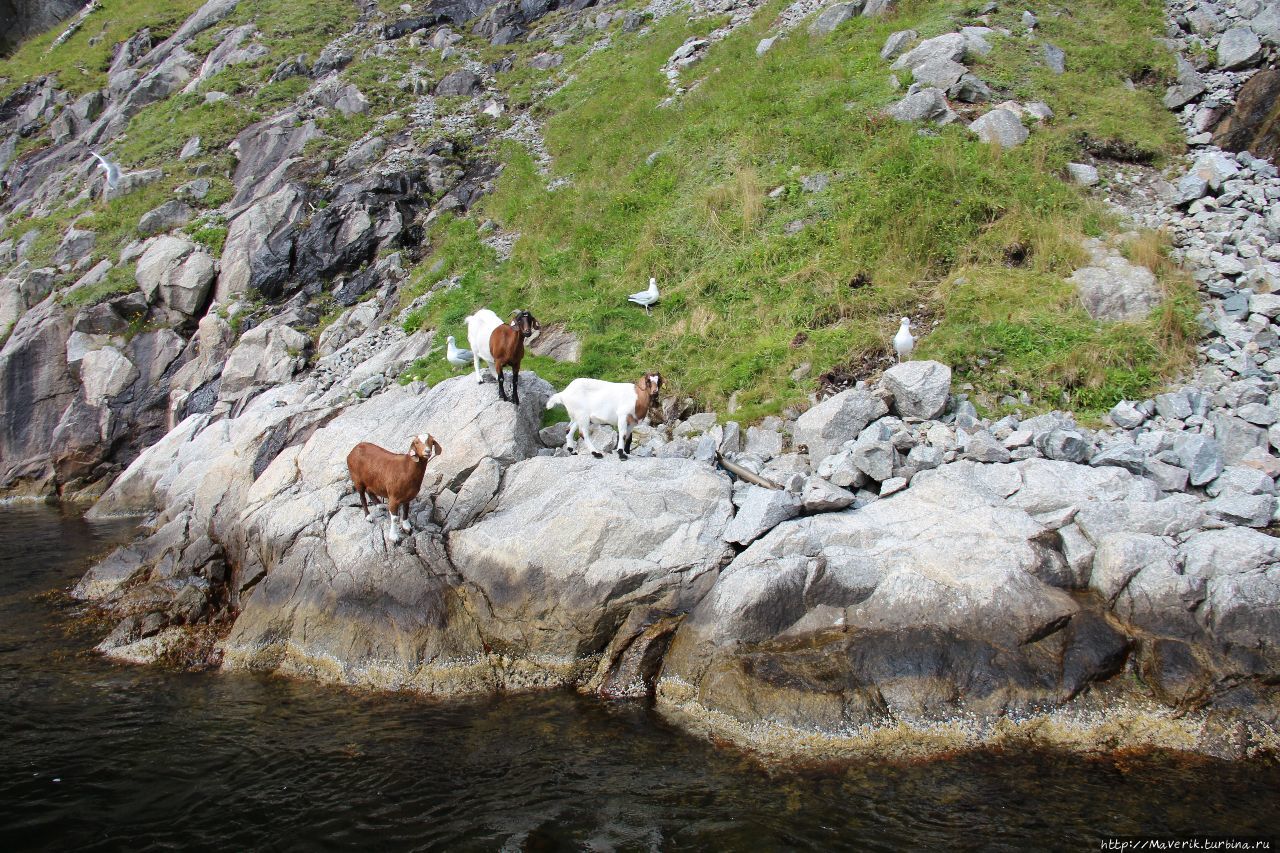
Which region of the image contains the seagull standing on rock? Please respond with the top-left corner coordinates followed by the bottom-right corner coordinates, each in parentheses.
top-left (893, 317), bottom-right (915, 363)
top-left (88, 151), bottom-right (121, 192)
top-left (628, 277), bottom-right (660, 314)
top-left (446, 335), bottom-right (473, 369)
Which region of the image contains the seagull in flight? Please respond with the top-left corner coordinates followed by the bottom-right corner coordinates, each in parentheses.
top-left (446, 335), bottom-right (473, 369)
top-left (893, 317), bottom-right (915, 363)
top-left (88, 151), bottom-right (121, 191)
top-left (628, 277), bottom-right (660, 314)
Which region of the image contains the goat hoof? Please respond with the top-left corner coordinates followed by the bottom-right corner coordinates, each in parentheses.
top-left (617, 451), bottom-right (628, 460)
top-left (591, 451), bottom-right (603, 459)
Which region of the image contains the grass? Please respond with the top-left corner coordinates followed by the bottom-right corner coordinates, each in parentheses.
top-left (60, 262), bottom-right (138, 307)
top-left (398, 0), bottom-right (1188, 420)
top-left (5, 0), bottom-right (1192, 422)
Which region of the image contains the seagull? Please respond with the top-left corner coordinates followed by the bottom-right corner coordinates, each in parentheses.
top-left (446, 335), bottom-right (473, 369)
top-left (628, 277), bottom-right (660, 314)
top-left (893, 317), bottom-right (915, 363)
top-left (88, 151), bottom-right (121, 191)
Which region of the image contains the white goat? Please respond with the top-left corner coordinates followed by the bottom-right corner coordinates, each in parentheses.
top-left (546, 373), bottom-right (662, 459)
top-left (464, 308), bottom-right (503, 384)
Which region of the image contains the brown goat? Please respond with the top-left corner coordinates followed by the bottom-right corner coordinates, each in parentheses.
top-left (346, 433), bottom-right (442, 540)
top-left (490, 309), bottom-right (540, 405)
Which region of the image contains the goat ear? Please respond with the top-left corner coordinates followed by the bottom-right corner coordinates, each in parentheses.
top-left (429, 436), bottom-right (443, 458)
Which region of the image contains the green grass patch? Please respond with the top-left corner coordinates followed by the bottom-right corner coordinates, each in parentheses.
top-left (60, 262), bottom-right (138, 307)
top-left (399, 0), bottom-right (1189, 420)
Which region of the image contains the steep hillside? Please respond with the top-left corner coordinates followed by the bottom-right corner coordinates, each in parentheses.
top-left (0, 0), bottom-right (1271, 497)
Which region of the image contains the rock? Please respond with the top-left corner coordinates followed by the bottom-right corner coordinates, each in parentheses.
top-left (1091, 533), bottom-right (1174, 604)
top-left (963, 430), bottom-right (1011, 463)
top-left (53, 228), bottom-right (97, 266)
top-left (436, 70), bottom-right (482, 97)
top-left (657, 462), bottom-right (1111, 748)
top-left (1192, 151), bottom-right (1240, 190)
top-left (809, 3), bottom-right (864, 36)
top-left (950, 73), bottom-right (993, 103)
top-left (137, 200), bottom-right (193, 237)
top-left (890, 33), bottom-right (966, 71)
top-left (1174, 174), bottom-right (1210, 206)
top-left (968, 108), bottom-right (1028, 148)
top-left (861, 0), bottom-right (895, 15)
top-left (851, 429), bottom-right (898, 481)
top-left (219, 320), bottom-right (310, 400)
top-left (1070, 238), bottom-right (1161, 321)
top-left (1090, 441), bottom-right (1147, 474)
top-left (0, 299), bottom-right (77, 489)
top-left (1206, 466), bottom-right (1275, 499)
top-left (1204, 490), bottom-right (1274, 527)
top-left (135, 236), bottom-right (216, 318)
top-left (1066, 163), bottom-right (1098, 186)
top-left (1144, 459), bottom-right (1189, 493)
top-left (80, 346), bottom-right (139, 404)
top-left (217, 185), bottom-right (305, 300)
top-left (1251, 5), bottom-right (1280, 45)
top-left (1108, 400), bottom-right (1148, 429)
top-left (1212, 412), bottom-right (1269, 464)
top-left (1175, 433), bottom-right (1225, 486)
top-left (724, 485), bottom-right (803, 546)
top-left (1155, 391), bottom-right (1194, 420)
top-left (529, 52), bottom-right (562, 70)
top-left (1216, 27), bottom-right (1262, 70)
top-left (801, 476), bottom-right (856, 512)
top-left (885, 88), bottom-right (958, 124)
top-left (1042, 42), bottom-right (1065, 74)
top-left (1036, 429), bottom-right (1089, 464)
top-left (446, 456), bottom-right (734, 662)
top-left (880, 29), bottom-right (916, 60)
top-left (881, 360), bottom-right (950, 420)
top-left (1212, 70), bottom-right (1280, 162)
top-left (911, 57), bottom-right (967, 90)
top-left (756, 36), bottom-right (777, 56)
top-left (442, 456), bottom-right (501, 531)
top-left (794, 389), bottom-right (887, 461)
top-left (228, 113), bottom-right (319, 208)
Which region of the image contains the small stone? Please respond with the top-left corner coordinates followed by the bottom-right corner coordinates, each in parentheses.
top-left (969, 108), bottom-right (1028, 148)
top-left (1066, 163), bottom-right (1098, 186)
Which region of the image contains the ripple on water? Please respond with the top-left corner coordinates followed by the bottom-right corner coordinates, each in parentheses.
top-left (1, 504), bottom-right (1278, 851)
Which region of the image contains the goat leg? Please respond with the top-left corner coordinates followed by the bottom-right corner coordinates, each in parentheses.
top-left (511, 367), bottom-right (520, 406)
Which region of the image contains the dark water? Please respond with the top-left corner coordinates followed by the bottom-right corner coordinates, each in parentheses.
top-left (2, 505), bottom-right (1278, 852)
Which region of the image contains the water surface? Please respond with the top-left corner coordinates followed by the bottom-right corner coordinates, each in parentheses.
top-left (2, 504), bottom-right (1277, 851)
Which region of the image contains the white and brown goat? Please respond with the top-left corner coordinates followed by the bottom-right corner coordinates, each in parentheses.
top-left (346, 433), bottom-right (442, 541)
top-left (545, 373), bottom-right (662, 459)
top-left (464, 308), bottom-right (541, 405)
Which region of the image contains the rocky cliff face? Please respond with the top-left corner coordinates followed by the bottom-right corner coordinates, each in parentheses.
top-left (0, 0), bottom-right (89, 56)
top-left (3, 0), bottom-right (1280, 762)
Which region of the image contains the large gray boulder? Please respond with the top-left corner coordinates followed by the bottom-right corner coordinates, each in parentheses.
top-left (218, 319), bottom-right (310, 401)
top-left (448, 456), bottom-right (735, 663)
top-left (809, 2), bottom-right (864, 35)
top-left (1069, 238), bottom-right (1161, 321)
top-left (889, 33), bottom-right (967, 72)
top-left (968, 108), bottom-right (1029, 148)
top-left (885, 88), bottom-right (958, 124)
top-left (882, 360), bottom-right (951, 419)
top-left (658, 461), bottom-right (1110, 742)
top-left (217, 184), bottom-right (306, 300)
top-left (794, 389), bottom-right (888, 461)
top-left (135, 236), bottom-right (216, 318)
top-left (1217, 27), bottom-right (1262, 69)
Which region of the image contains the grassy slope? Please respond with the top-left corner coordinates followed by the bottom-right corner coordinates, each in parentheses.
top-left (2, 0), bottom-right (1194, 420)
top-left (404, 0), bottom-right (1193, 420)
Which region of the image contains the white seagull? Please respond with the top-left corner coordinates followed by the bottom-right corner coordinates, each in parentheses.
top-left (628, 277), bottom-right (660, 314)
top-left (446, 335), bottom-right (473, 369)
top-left (893, 317), bottom-right (915, 363)
top-left (88, 151), bottom-right (121, 191)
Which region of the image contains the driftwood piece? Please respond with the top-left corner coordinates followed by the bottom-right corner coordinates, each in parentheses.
top-left (715, 452), bottom-right (781, 490)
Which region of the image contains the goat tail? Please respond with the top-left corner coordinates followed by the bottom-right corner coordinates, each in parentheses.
top-left (545, 393), bottom-right (562, 411)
